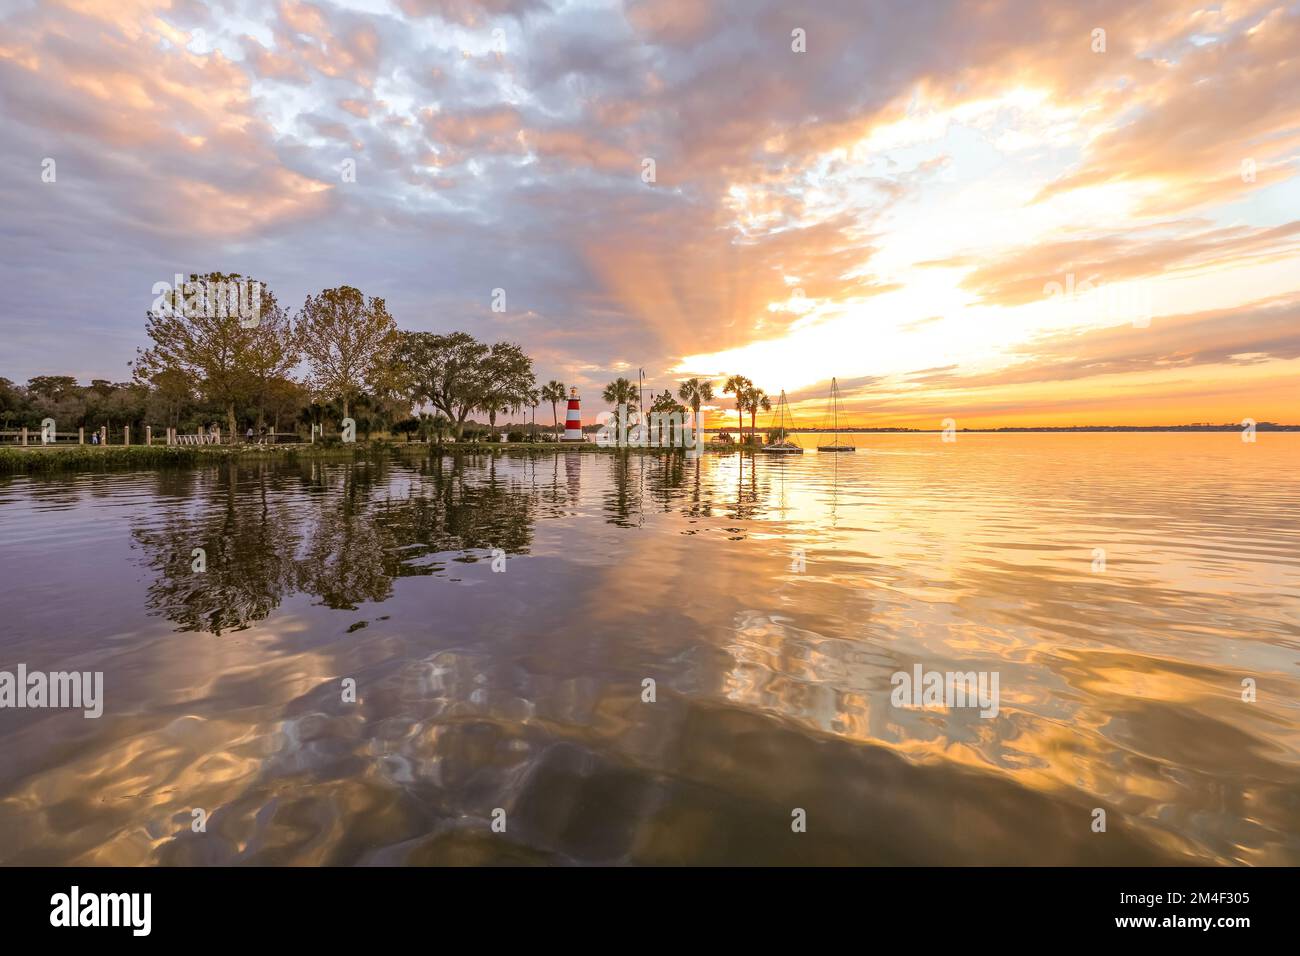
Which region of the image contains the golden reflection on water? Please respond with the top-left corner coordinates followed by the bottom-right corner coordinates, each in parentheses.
top-left (0, 434), bottom-right (1297, 864)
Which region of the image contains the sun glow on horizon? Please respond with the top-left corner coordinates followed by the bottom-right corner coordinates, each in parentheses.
top-left (674, 64), bottom-right (1300, 429)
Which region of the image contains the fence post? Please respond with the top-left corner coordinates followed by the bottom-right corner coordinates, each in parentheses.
top-left (124, 424), bottom-right (130, 446)
top-left (78, 427), bottom-right (84, 445)
top-left (145, 425), bottom-right (152, 445)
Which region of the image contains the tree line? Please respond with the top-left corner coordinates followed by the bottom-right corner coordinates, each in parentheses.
top-left (3, 270), bottom-right (790, 445)
top-left (3, 272), bottom-right (552, 442)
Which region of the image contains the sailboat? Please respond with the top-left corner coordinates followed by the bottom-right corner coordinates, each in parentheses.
top-left (762, 390), bottom-right (804, 454)
top-left (817, 377), bottom-right (856, 452)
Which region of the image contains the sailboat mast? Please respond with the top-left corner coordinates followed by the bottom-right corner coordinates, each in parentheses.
top-left (816, 377), bottom-right (856, 451)
top-left (763, 389), bottom-right (805, 453)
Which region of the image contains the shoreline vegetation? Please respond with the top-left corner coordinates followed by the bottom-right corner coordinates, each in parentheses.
top-left (2, 424), bottom-right (1295, 475)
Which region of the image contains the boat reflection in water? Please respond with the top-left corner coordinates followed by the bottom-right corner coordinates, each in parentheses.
top-left (0, 434), bottom-right (1297, 865)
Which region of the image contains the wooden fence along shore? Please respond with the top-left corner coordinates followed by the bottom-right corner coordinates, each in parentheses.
top-left (0, 426), bottom-right (299, 447)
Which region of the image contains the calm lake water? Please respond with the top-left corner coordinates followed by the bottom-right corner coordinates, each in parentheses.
top-left (1, 434), bottom-right (1297, 865)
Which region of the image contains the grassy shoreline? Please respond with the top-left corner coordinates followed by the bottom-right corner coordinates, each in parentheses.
top-left (0, 440), bottom-right (741, 474)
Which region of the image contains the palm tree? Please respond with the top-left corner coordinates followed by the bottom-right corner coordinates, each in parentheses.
top-left (602, 377), bottom-right (640, 440)
top-left (743, 386), bottom-right (771, 444)
top-left (477, 340), bottom-right (537, 441)
top-left (541, 380), bottom-right (566, 439)
top-left (723, 375), bottom-right (752, 443)
top-left (527, 388), bottom-right (540, 441)
top-left (677, 377), bottom-right (714, 432)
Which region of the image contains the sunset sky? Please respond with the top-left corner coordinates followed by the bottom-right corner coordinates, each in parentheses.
top-left (1, 0), bottom-right (1297, 427)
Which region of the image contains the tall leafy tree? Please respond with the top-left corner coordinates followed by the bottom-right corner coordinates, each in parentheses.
top-left (297, 286), bottom-right (399, 421)
top-left (26, 375), bottom-right (79, 402)
top-left (0, 378), bottom-right (26, 428)
top-left (101, 382), bottom-right (148, 433)
top-left (246, 293), bottom-right (299, 431)
top-left (134, 272), bottom-right (270, 437)
top-left (478, 341), bottom-right (537, 435)
top-left (398, 331), bottom-right (490, 439)
top-left (146, 368), bottom-right (195, 431)
top-left (261, 376), bottom-right (310, 434)
top-left (27, 377), bottom-right (84, 428)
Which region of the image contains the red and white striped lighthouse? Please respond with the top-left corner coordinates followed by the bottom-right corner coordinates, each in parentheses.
top-left (562, 387), bottom-right (584, 441)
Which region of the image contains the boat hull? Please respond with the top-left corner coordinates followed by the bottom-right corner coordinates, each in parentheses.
top-left (816, 445), bottom-right (855, 452)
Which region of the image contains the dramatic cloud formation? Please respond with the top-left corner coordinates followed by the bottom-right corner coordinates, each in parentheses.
top-left (1, 0), bottom-right (1297, 425)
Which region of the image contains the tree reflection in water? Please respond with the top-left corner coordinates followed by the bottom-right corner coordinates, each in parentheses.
top-left (133, 452), bottom-right (535, 633)
top-left (602, 450), bottom-right (643, 528)
top-left (133, 461), bottom-right (303, 634)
